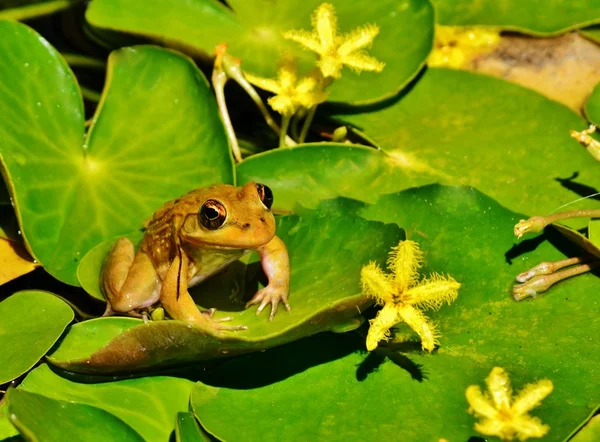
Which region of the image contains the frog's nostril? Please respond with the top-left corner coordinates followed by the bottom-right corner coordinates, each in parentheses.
top-left (243, 223), bottom-right (251, 229)
top-left (260, 218), bottom-right (265, 223)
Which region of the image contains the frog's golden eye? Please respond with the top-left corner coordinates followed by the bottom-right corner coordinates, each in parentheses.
top-left (199, 200), bottom-right (227, 230)
top-left (255, 183), bottom-right (273, 210)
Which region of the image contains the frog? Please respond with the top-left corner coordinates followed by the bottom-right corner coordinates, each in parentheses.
top-left (101, 182), bottom-right (290, 332)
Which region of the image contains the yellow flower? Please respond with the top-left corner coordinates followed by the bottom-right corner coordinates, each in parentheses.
top-left (244, 61), bottom-right (328, 116)
top-left (283, 3), bottom-right (385, 79)
top-left (466, 367), bottom-right (554, 441)
top-left (429, 25), bottom-right (500, 69)
top-left (361, 240), bottom-right (460, 352)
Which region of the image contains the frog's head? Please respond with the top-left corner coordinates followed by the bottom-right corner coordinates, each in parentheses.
top-left (180, 182), bottom-right (276, 249)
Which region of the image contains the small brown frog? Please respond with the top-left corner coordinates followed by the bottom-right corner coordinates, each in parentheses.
top-left (101, 182), bottom-right (290, 332)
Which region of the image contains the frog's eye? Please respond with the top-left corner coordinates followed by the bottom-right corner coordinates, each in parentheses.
top-left (255, 183), bottom-right (273, 210)
top-left (199, 200), bottom-right (227, 230)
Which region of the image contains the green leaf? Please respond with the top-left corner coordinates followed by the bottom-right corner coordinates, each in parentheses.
top-left (237, 143), bottom-right (416, 210)
top-left (0, 290), bottom-right (73, 384)
top-left (0, 401), bottom-right (18, 440)
top-left (571, 415), bottom-right (600, 442)
top-left (6, 388), bottom-right (144, 442)
top-left (49, 207), bottom-right (404, 373)
top-left (431, 0), bottom-right (600, 35)
top-left (86, 0), bottom-right (434, 104)
top-left (584, 81), bottom-right (600, 126)
top-left (19, 364), bottom-right (195, 442)
top-left (589, 218), bottom-right (600, 247)
top-left (190, 185), bottom-right (600, 441)
top-left (552, 223), bottom-right (600, 259)
top-left (175, 412), bottom-right (212, 442)
top-left (0, 0), bottom-right (78, 21)
top-left (582, 26), bottom-right (600, 44)
top-left (326, 68), bottom-right (600, 219)
top-left (0, 21), bottom-right (233, 285)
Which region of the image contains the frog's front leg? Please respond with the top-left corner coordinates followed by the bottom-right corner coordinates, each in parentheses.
top-left (160, 249), bottom-right (247, 332)
top-left (102, 238), bottom-right (160, 314)
top-left (246, 235), bottom-right (290, 320)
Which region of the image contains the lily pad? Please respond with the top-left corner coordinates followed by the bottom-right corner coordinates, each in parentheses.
top-left (86, 0), bottom-right (434, 104)
top-left (18, 364), bottom-right (195, 442)
top-left (325, 68), bottom-right (600, 219)
top-left (589, 218), bottom-right (600, 246)
top-left (0, 401), bottom-right (18, 440)
top-left (48, 207), bottom-right (404, 373)
top-left (0, 0), bottom-right (78, 21)
top-left (571, 415), bottom-right (600, 442)
top-left (175, 412), bottom-right (212, 442)
top-left (190, 185), bottom-right (599, 441)
top-left (0, 290), bottom-right (73, 384)
top-left (0, 21), bottom-right (232, 285)
top-left (552, 223), bottom-right (600, 259)
top-left (6, 388), bottom-right (144, 442)
top-left (582, 26), bottom-right (600, 44)
top-left (584, 81), bottom-right (600, 126)
top-left (431, 0), bottom-right (600, 35)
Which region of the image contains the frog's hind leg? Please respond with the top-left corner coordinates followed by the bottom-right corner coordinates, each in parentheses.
top-left (102, 238), bottom-right (160, 313)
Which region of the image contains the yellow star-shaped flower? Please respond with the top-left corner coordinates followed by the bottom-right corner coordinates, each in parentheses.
top-left (466, 367), bottom-right (554, 441)
top-left (283, 3), bottom-right (385, 79)
top-left (361, 240), bottom-right (460, 352)
top-left (244, 62), bottom-right (328, 117)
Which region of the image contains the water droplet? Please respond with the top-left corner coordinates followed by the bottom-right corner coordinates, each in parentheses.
top-left (23, 63), bottom-right (29, 68)
top-left (174, 98), bottom-right (179, 104)
top-left (17, 230), bottom-right (21, 236)
top-left (83, 144), bottom-right (88, 150)
top-left (36, 102), bottom-right (42, 107)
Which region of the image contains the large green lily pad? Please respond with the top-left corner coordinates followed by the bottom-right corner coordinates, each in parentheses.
top-left (431, 0), bottom-right (600, 35)
top-left (190, 185), bottom-right (599, 441)
top-left (0, 21), bottom-right (232, 285)
top-left (48, 207), bottom-right (404, 373)
top-left (0, 290), bottom-right (73, 384)
top-left (6, 388), bottom-right (144, 442)
top-left (584, 81), bottom-right (600, 126)
top-left (322, 68), bottom-right (600, 219)
top-left (175, 412), bottom-right (212, 442)
top-left (18, 364), bottom-right (195, 442)
top-left (86, 0), bottom-right (434, 104)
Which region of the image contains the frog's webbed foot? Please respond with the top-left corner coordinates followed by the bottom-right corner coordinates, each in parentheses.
top-left (246, 285), bottom-right (291, 321)
top-left (200, 307), bottom-right (248, 331)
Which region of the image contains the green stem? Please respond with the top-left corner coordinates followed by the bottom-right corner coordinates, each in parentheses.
top-left (61, 54), bottom-right (106, 70)
top-left (279, 116), bottom-right (291, 148)
top-left (298, 106), bottom-right (317, 144)
top-left (515, 209), bottom-right (600, 238)
top-left (290, 113), bottom-right (301, 141)
top-left (80, 86), bottom-right (101, 103)
top-left (212, 66), bottom-right (242, 162)
top-left (222, 56), bottom-right (296, 146)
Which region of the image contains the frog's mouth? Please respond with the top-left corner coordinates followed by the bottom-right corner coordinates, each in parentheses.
top-left (181, 230), bottom-right (276, 250)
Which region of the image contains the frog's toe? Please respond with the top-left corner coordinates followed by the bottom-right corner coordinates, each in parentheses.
top-left (200, 308), bottom-right (217, 318)
top-left (246, 287), bottom-right (291, 321)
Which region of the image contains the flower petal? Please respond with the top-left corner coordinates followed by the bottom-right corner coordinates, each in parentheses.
top-left (360, 261), bottom-right (395, 304)
top-left (388, 240), bottom-right (423, 292)
top-left (267, 95), bottom-right (296, 116)
top-left (406, 273), bottom-right (460, 310)
top-left (244, 73), bottom-right (281, 94)
top-left (317, 56), bottom-right (343, 79)
top-left (513, 415), bottom-right (551, 440)
top-left (341, 52), bottom-right (386, 73)
top-left (486, 367), bottom-right (513, 411)
top-left (338, 24), bottom-right (380, 56)
top-left (466, 386), bottom-right (499, 420)
top-left (397, 304), bottom-right (439, 351)
top-left (314, 3), bottom-right (337, 50)
top-left (282, 30), bottom-right (323, 54)
top-left (511, 379), bottom-right (553, 415)
top-left (366, 303), bottom-right (400, 351)
top-left (474, 418), bottom-right (513, 440)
